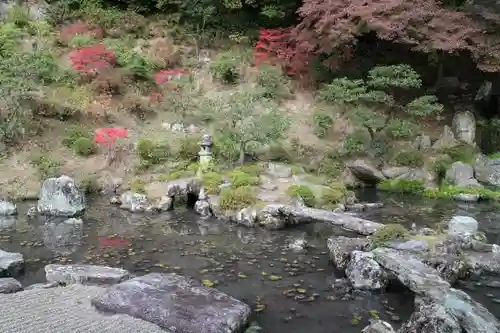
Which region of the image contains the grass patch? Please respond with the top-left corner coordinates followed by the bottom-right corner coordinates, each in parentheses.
top-left (392, 150), bottom-right (424, 167)
top-left (228, 170), bottom-right (260, 187)
top-left (202, 172), bottom-right (224, 194)
top-left (318, 184), bottom-right (347, 208)
top-left (130, 179), bottom-right (146, 193)
top-left (377, 179), bottom-right (426, 193)
top-left (219, 186), bottom-right (257, 211)
top-left (31, 153), bottom-right (61, 178)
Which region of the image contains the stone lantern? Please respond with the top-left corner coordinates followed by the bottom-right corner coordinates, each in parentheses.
top-left (198, 134), bottom-right (213, 173)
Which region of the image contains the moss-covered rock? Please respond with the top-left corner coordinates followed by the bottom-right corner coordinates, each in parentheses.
top-left (228, 170), bottom-right (260, 187)
top-left (370, 224), bottom-right (410, 247)
top-left (286, 184), bottom-right (316, 207)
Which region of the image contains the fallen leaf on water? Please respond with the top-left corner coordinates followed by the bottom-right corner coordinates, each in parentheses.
top-left (268, 275), bottom-right (282, 281)
top-left (202, 279), bottom-right (215, 288)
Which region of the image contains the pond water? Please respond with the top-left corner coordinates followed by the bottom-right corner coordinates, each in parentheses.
top-left (0, 191), bottom-right (499, 331)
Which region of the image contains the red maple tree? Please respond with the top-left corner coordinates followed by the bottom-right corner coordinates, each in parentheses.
top-left (69, 44), bottom-right (116, 73)
top-left (254, 28), bottom-right (313, 77)
top-left (293, 0), bottom-right (500, 72)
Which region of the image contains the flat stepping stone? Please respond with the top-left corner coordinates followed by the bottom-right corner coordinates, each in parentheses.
top-left (0, 284), bottom-right (166, 333)
top-left (92, 273), bottom-right (251, 333)
top-left (45, 264), bottom-right (131, 286)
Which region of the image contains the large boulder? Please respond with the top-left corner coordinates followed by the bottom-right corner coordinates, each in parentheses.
top-left (371, 248), bottom-right (450, 299)
top-left (37, 175), bottom-right (86, 217)
top-left (346, 159), bottom-right (386, 184)
top-left (445, 162), bottom-right (481, 187)
top-left (451, 110), bottom-right (476, 146)
top-left (45, 264), bottom-right (131, 286)
top-left (447, 216), bottom-right (478, 235)
top-left (91, 273), bottom-right (251, 333)
top-left (345, 251), bottom-right (387, 290)
top-left (474, 156), bottom-right (500, 186)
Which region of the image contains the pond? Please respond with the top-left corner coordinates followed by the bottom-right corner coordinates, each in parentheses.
top-left (0, 190), bottom-right (499, 332)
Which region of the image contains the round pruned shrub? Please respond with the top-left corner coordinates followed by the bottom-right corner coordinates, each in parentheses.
top-left (219, 186), bottom-right (257, 211)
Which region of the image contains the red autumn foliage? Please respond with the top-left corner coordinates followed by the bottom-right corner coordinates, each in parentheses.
top-left (154, 68), bottom-right (189, 85)
top-left (69, 44), bottom-right (116, 73)
top-left (254, 28), bottom-right (313, 77)
top-left (294, 0), bottom-right (500, 72)
top-left (59, 22), bottom-right (104, 44)
top-left (94, 127), bottom-right (128, 147)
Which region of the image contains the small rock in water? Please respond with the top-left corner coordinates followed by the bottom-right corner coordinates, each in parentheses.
top-left (45, 264), bottom-right (131, 286)
top-left (194, 200), bottom-right (212, 217)
top-left (346, 251), bottom-right (387, 290)
top-left (361, 320), bottom-right (396, 333)
top-left (0, 249), bottom-right (24, 277)
top-left (0, 200), bottom-right (16, 216)
top-left (0, 277), bottom-right (22, 293)
top-left (288, 236), bottom-right (307, 252)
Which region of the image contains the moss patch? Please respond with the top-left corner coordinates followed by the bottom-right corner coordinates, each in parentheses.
top-left (392, 150), bottom-right (424, 167)
top-left (130, 179), bottom-right (146, 193)
top-left (370, 224), bottom-right (410, 247)
top-left (439, 142), bottom-right (478, 163)
top-left (318, 184), bottom-right (346, 208)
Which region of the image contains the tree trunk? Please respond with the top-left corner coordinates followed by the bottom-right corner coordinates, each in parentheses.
top-left (238, 142), bottom-right (245, 165)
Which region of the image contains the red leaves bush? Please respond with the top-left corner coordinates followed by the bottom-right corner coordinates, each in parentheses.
top-left (254, 28), bottom-right (313, 77)
top-left (60, 22), bottom-right (104, 44)
top-left (69, 44), bottom-right (116, 74)
top-left (154, 68), bottom-right (189, 85)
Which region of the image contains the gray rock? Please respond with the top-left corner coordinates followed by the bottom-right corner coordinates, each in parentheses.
top-left (418, 227), bottom-right (437, 236)
top-left (287, 235), bottom-right (307, 252)
top-left (327, 236), bottom-right (368, 271)
top-left (451, 110), bottom-right (476, 146)
top-left (346, 251), bottom-right (387, 290)
top-left (119, 191), bottom-right (149, 212)
top-left (260, 204), bottom-right (382, 234)
top-left (91, 273), bottom-right (251, 333)
top-left (432, 125), bottom-right (458, 149)
top-left (386, 240), bottom-right (429, 252)
top-left (265, 162), bottom-right (292, 178)
top-left (362, 320), bottom-right (396, 333)
top-left (0, 200), bottom-right (16, 216)
top-left (371, 248), bottom-right (450, 299)
top-left (443, 288), bottom-right (500, 332)
top-left (42, 218), bottom-right (83, 255)
top-left (464, 251), bottom-right (500, 276)
top-left (165, 177), bottom-right (203, 198)
top-left (448, 216), bottom-right (478, 235)
top-left (150, 195), bottom-right (173, 212)
top-left (475, 157), bottom-right (500, 186)
top-left (24, 282), bottom-right (61, 290)
top-left (381, 167), bottom-right (410, 179)
top-left (346, 159), bottom-right (386, 184)
top-left (395, 168), bottom-right (426, 183)
top-left (37, 175), bottom-right (86, 217)
top-left (235, 207), bottom-right (258, 227)
top-left (398, 301), bottom-right (462, 333)
top-left (413, 134), bottom-right (432, 151)
top-left (45, 264), bottom-right (131, 286)
top-left (445, 162), bottom-right (481, 187)
top-left (0, 249), bottom-right (23, 277)
top-left (0, 277), bottom-right (22, 294)
top-left (194, 200), bottom-right (212, 217)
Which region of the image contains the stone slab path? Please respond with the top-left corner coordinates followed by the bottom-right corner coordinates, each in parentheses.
top-left (0, 284), bottom-right (167, 333)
